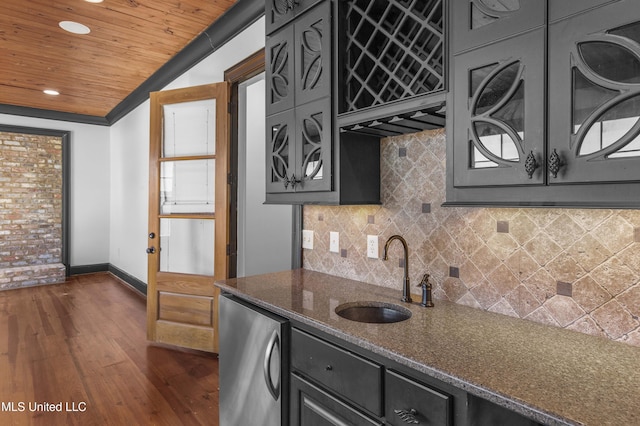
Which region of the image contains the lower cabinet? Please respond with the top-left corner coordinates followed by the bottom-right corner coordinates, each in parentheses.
top-left (291, 374), bottom-right (383, 426)
top-left (385, 369), bottom-right (451, 426)
top-left (290, 326), bottom-right (543, 426)
top-left (291, 328), bottom-right (455, 425)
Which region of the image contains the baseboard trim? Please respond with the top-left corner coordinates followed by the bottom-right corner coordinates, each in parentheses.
top-left (108, 265), bottom-right (147, 296)
top-left (70, 263), bottom-right (147, 296)
top-left (69, 263), bottom-right (109, 275)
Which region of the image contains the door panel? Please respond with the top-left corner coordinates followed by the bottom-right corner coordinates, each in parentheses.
top-left (294, 0), bottom-right (331, 107)
top-left (148, 83), bottom-right (229, 353)
top-left (548, 1), bottom-right (640, 184)
top-left (266, 25), bottom-right (295, 116)
top-left (451, 0), bottom-right (544, 54)
top-left (548, 0), bottom-right (620, 23)
top-left (159, 218), bottom-right (214, 275)
top-left (452, 28), bottom-right (545, 187)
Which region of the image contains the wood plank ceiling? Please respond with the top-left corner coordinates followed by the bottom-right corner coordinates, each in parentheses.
top-left (0, 0), bottom-right (236, 118)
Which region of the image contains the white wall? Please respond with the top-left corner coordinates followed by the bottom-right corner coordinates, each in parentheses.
top-left (108, 17), bottom-right (266, 284)
top-left (0, 114), bottom-right (110, 267)
top-left (238, 75), bottom-right (293, 276)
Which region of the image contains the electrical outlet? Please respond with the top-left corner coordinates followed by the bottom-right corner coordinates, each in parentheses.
top-left (329, 231), bottom-right (339, 253)
top-left (367, 235), bottom-right (378, 258)
top-left (302, 229), bottom-right (314, 249)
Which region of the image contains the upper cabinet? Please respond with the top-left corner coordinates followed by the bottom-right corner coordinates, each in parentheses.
top-left (548, 3), bottom-right (640, 184)
top-left (447, 0), bottom-right (640, 207)
top-left (336, 0), bottom-right (447, 137)
top-left (266, 0), bottom-right (326, 35)
top-left (266, 1), bottom-right (332, 196)
top-left (450, 0), bottom-right (544, 54)
top-left (451, 28), bottom-right (545, 188)
top-left (265, 0), bottom-right (381, 204)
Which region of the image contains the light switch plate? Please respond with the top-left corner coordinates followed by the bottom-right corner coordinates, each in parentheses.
top-left (302, 229), bottom-right (314, 249)
top-left (329, 231), bottom-right (339, 253)
top-left (367, 235), bottom-right (378, 258)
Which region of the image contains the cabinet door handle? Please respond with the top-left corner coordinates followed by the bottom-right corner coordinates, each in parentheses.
top-left (263, 330), bottom-right (281, 401)
top-left (549, 149), bottom-right (564, 178)
top-left (525, 151), bottom-right (539, 179)
top-left (284, 174), bottom-right (301, 189)
top-left (394, 408), bottom-right (420, 424)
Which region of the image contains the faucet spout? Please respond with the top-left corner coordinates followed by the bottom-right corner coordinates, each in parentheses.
top-left (382, 235), bottom-right (412, 303)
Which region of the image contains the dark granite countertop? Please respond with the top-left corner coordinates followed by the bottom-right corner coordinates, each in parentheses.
top-left (215, 269), bottom-right (640, 426)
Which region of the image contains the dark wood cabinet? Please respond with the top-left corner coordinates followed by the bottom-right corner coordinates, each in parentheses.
top-left (385, 370), bottom-right (451, 426)
top-left (266, 0), bottom-right (331, 116)
top-left (547, 1), bottom-right (640, 185)
top-left (266, 0), bottom-right (325, 35)
top-left (266, 99), bottom-right (332, 194)
top-left (290, 374), bottom-right (384, 426)
top-left (266, 1), bottom-right (333, 198)
top-left (450, 0), bottom-right (544, 54)
top-left (291, 328), bottom-right (383, 417)
top-left (336, 0), bottom-right (447, 137)
top-left (451, 28), bottom-right (545, 187)
top-left (548, 0), bottom-right (620, 22)
top-left (288, 324), bottom-right (544, 426)
top-left (447, 0), bottom-right (640, 207)
top-left (265, 0), bottom-right (381, 205)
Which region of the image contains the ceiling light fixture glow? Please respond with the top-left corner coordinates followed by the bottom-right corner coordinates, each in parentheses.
top-left (44, 90), bottom-right (60, 96)
top-left (85, 0), bottom-right (104, 3)
top-left (59, 21), bottom-right (91, 35)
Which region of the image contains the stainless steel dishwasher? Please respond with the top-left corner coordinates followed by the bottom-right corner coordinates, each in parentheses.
top-left (219, 294), bottom-right (289, 426)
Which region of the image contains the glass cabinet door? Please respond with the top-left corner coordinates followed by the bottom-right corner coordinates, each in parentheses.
top-left (452, 28), bottom-right (545, 187)
top-left (548, 1), bottom-right (640, 184)
top-left (266, 109), bottom-right (296, 193)
top-left (295, 98), bottom-right (332, 192)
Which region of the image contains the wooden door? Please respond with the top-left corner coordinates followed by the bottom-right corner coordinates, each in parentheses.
top-left (147, 83), bottom-right (229, 353)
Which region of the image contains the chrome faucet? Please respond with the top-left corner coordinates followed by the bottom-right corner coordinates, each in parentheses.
top-left (382, 235), bottom-right (412, 303)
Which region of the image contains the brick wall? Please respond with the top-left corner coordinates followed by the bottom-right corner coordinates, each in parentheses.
top-left (0, 132), bottom-right (66, 289)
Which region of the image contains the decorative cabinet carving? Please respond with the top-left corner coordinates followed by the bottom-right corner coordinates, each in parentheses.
top-left (266, 0), bottom-right (325, 35)
top-left (452, 28), bottom-right (545, 187)
top-left (448, 0), bottom-right (640, 207)
top-left (266, 99), bottom-right (332, 194)
top-left (266, 1), bottom-right (332, 196)
top-left (265, 0), bottom-right (381, 205)
top-left (548, 3), bottom-right (640, 184)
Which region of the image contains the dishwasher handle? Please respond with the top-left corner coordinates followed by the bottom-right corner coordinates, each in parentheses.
top-left (263, 330), bottom-right (281, 401)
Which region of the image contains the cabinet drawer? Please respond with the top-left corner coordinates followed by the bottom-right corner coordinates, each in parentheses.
top-left (385, 370), bottom-right (451, 426)
top-left (291, 328), bottom-right (383, 416)
top-left (291, 374), bottom-right (384, 426)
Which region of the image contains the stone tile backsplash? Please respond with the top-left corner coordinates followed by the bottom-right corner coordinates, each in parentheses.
top-left (303, 129), bottom-right (640, 347)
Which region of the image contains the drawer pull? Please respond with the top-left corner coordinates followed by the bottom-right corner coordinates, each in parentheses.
top-left (325, 365), bottom-right (333, 371)
top-left (394, 408), bottom-right (420, 424)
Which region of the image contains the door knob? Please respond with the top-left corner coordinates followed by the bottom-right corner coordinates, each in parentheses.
top-left (146, 247), bottom-right (156, 254)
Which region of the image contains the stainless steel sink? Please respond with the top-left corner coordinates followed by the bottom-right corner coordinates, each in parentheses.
top-left (335, 301), bottom-right (412, 324)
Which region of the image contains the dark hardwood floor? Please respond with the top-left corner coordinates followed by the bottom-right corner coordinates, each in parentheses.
top-left (0, 273), bottom-right (219, 425)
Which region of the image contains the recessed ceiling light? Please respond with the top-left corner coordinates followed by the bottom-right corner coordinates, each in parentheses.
top-left (85, 0), bottom-right (104, 3)
top-left (44, 90), bottom-right (60, 96)
top-left (59, 21), bottom-right (91, 35)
